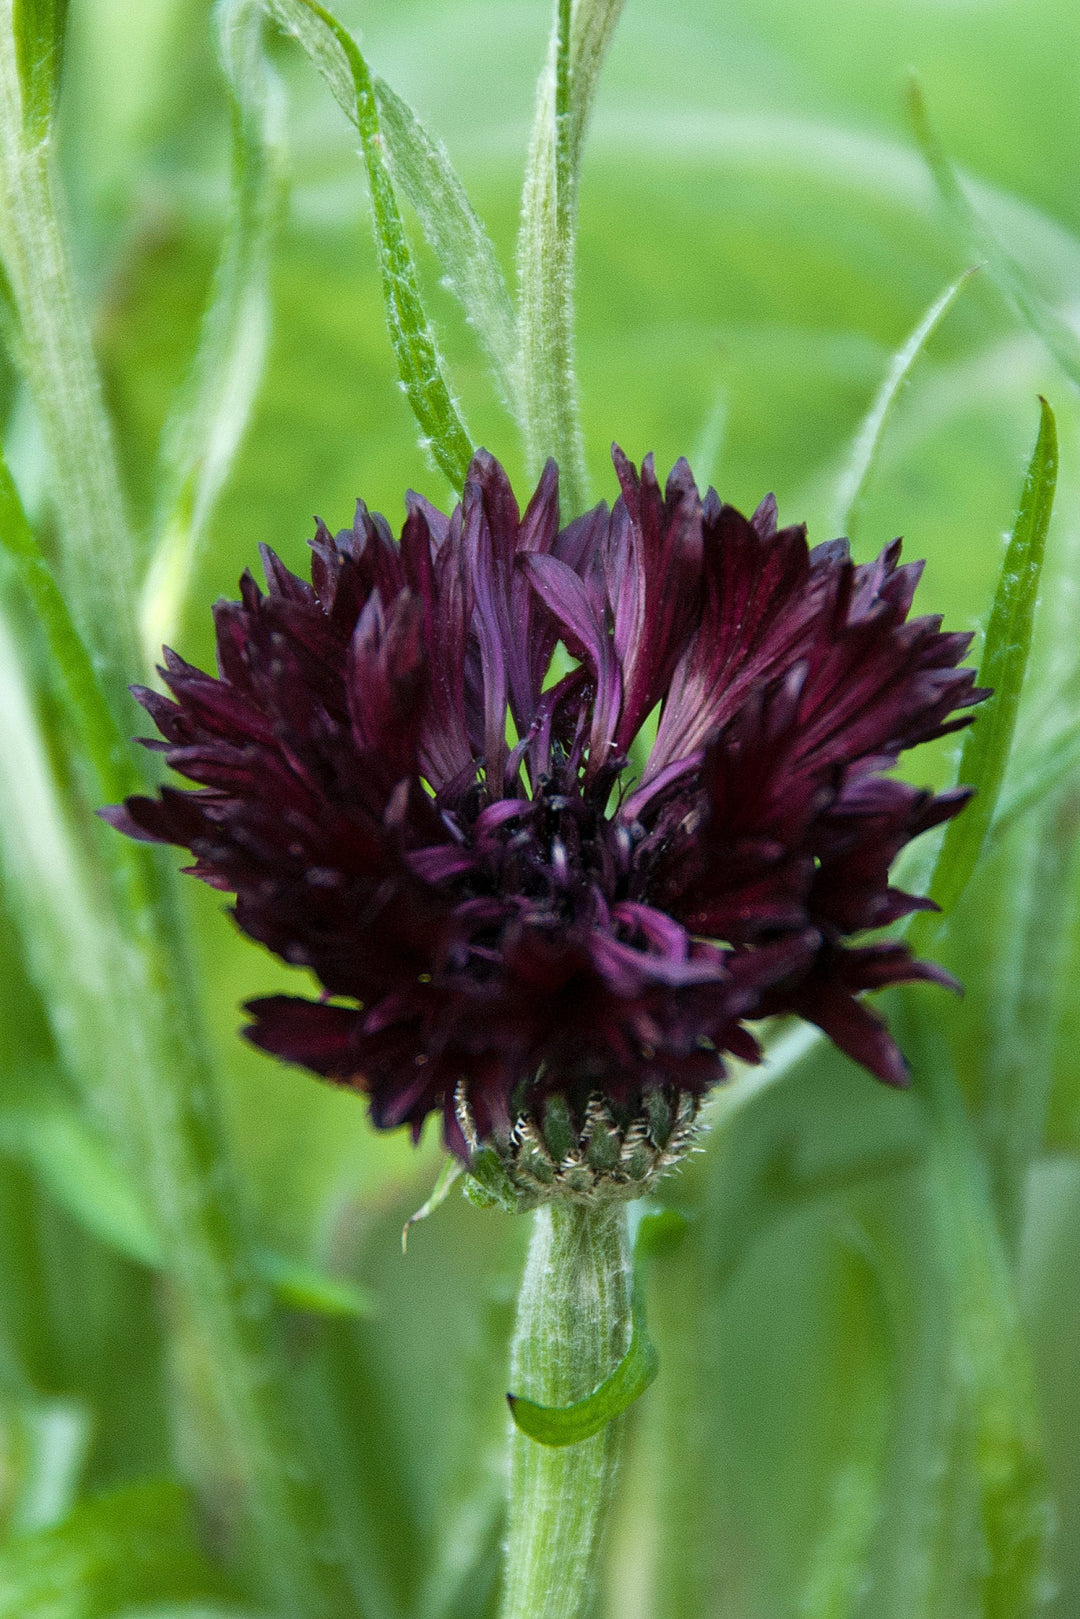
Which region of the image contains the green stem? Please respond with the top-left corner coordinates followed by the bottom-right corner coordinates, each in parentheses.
top-left (500, 1198), bottom-right (632, 1619)
top-left (0, 13), bottom-right (140, 715)
top-left (516, 0), bottom-right (587, 514)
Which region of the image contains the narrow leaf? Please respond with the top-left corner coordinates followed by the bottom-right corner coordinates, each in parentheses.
top-left (903, 1014), bottom-right (1053, 1616)
top-left (11, 0), bottom-right (68, 139)
top-left (0, 445), bottom-right (136, 804)
top-left (402, 1154), bottom-right (464, 1251)
top-left (141, 0), bottom-right (288, 661)
top-left (254, 1248), bottom-right (376, 1319)
top-left (798, 1234), bottom-right (892, 1619)
top-left (0, 1480), bottom-right (231, 1618)
top-left (373, 79), bottom-right (518, 415)
top-left (513, 0), bottom-right (624, 508)
top-left (0, 1082), bottom-right (371, 1316)
top-left (0, 1094), bottom-right (164, 1270)
top-left (914, 397), bottom-right (1057, 937)
top-left (507, 1280), bottom-right (657, 1446)
top-left (829, 268), bottom-right (975, 536)
top-left (0, 1396), bottom-right (91, 1538)
top-left (565, 0), bottom-right (627, 176)
top-left (264, 0), bottom-right (473, 487)
top-left (508, 1208), bottom-right (667, 1446)
top-left (908, 78), bottom-right (1080, 388)
top-left (0, 18), bottom-right (140, 713)
top-left (990, 710), bottom-right (1080, 845)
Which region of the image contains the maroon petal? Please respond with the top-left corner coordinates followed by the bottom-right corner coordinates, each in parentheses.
top-left (244, 996), bottom-right (363, 1078)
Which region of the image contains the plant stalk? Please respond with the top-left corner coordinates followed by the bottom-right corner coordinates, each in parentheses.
top-left (0, 13), bottom-right (140, 716)
top-left (500, 1198), bottom-right (633, 1619)
top-left (516, 0), bottom-right (587, 514)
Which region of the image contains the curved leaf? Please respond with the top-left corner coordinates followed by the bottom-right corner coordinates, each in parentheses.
top-left (507, 1205), bottom-right (675, 1446)
top-left (264, 0), bottom-right (473, 488)
top-left (141, 0), bottom-right (288, 660)
top-left (0, 445), bottom-right (135, 803)
top-left (908, 78), bottom-right (1080, 389)
top-left (914, 396), bottom-right (1058, 937)
top-left (373, 78), bottom-right (518, 416)
top-left (829, 267), bottom-right (976, 537)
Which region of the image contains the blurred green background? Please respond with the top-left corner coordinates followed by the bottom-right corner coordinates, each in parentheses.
top-left (4, 0), bottom-right (1080, 1614)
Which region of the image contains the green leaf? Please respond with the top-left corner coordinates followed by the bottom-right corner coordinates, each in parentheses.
top-left (902, 1015), bottom-right (1053, 1618)
top-left (373, 79), bottom-right (518, 418)
top-left (0, 1480), bottom-right (232, 1619)
top-left (913, 397), bottom-right (1057, 938)
top-left (0, 1080), bottom-right (373, 1317)
top-left (507, 1213), bottom-right (660, 1447)
top-left (253, 1248), bottom-right (376, 1320)
top-left (0, 445), bottom-right (136, 805)
top-left (264, 0), bottom-right (473, 488)
top-left (0, 1396), bottom-right (91, 1537)
top-left (402, 1154), bottom-right (464, 1251)
top-left (908, 78), bottom-right (1080, 389)
top-left (0, 1092), bottom-right (164, 1270)
top-left (829, 267), bottom-right (976, 537)
top-left (140, 0), bottom-right (288, 661)
top-left (798, 1234), bottom-right (892, 1619)
top-left (990, 710), bottom-right (1080, 845)
top-left (11, 0), bottom-right (68, 140)
top-left (0, 18), bottom-right (139, 713)
top-left (115, 1608), bottom-right (268, 1619)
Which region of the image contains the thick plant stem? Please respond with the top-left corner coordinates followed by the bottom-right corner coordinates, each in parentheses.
top-left (501, 1199), bottom-right (633, 1619)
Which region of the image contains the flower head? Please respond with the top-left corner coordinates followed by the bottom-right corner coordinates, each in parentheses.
top-left (105, 449), bottom-right (983, 1190)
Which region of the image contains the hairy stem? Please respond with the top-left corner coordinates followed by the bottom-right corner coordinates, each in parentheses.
top-left (0, 12), bottom-right (139, 714)
top-left (500, 1198), bottom-right (633, 1619)
top-left (516, 0), bottom-right (586, 512)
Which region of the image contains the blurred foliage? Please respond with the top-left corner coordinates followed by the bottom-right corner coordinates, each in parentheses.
top-left (1, 0), bottom-right (1080, 1613)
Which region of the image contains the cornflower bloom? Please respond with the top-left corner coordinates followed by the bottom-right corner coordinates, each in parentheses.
top-left (105, 449), bottom-right (983, 1201)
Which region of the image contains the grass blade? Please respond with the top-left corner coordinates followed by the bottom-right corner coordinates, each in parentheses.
top-left (265, 0), bottom-right (473, 488)
top-left (140, 0), bottom-right (287, 661)
top-left (912, 397), bottom-right (1057, 940)
top-left (829, 268), bottom-right (975, 537)
top-left (1, 1397), bottom-right (91, 1537)
top-left (908, 78), bottom-right (1080, 389)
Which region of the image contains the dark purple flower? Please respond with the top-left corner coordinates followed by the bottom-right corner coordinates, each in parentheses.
top-left (104, 449), bottom-right (984, 1164)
